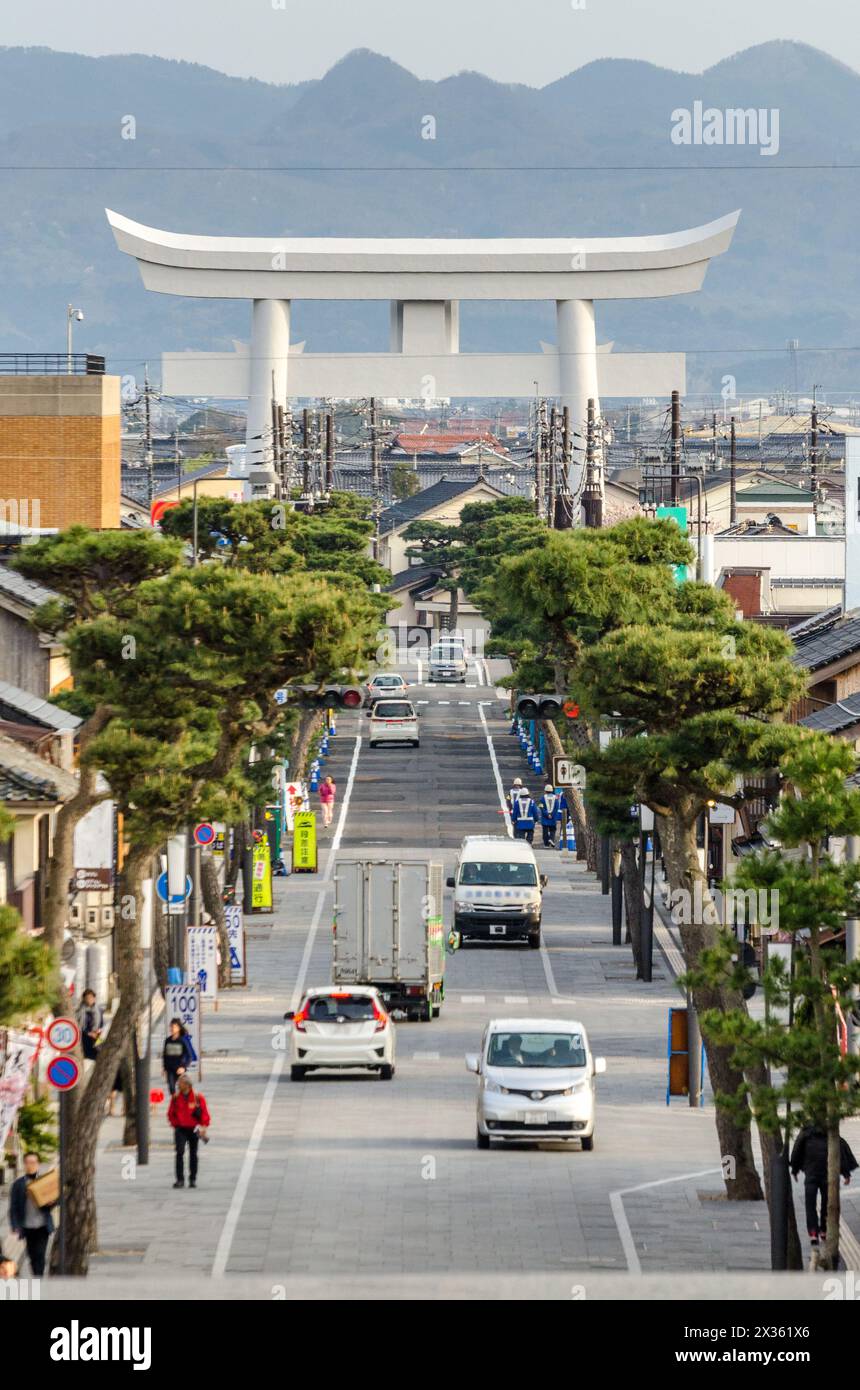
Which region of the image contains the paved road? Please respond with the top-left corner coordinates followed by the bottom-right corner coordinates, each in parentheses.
top-left (32, 653), bottom-right (858, 1296)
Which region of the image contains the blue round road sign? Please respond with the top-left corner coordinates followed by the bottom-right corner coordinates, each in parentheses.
top-left (47, 1054), bottom-right (80, 1091)
top-left (193, 823), bottom-right (216, 847)
top-left (155, 871), bottom-right (193, 904)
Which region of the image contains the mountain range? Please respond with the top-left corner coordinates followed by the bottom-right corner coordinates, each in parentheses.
top-left (1, 40), bottom-right (859, 396)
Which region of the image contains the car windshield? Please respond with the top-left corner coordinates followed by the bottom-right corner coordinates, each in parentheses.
top-left (374, 676), bottom-right (402, 686)
top-left (459, 860), bottom-right (537, 887)
top-left (373, 701), bottom-right (414, 719)
top-left (431, 646), bottom-right (464, 660)
top-left (487, 1032), bottom-right (587, 1069)
top-left (305, 995), bottom-right (376, 1022)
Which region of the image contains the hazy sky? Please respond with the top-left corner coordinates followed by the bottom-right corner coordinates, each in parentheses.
top-left (4, 0), bottom-right (857, 86)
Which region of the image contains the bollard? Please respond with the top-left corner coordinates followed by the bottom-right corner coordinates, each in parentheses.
top-left (566, 820), bottom-right (577, 853)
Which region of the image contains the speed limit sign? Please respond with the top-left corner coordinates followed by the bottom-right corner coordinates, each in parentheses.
top-left (46, 1017), bottom-right (80, 1052)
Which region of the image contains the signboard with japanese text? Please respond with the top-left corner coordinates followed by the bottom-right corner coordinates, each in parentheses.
top-left (251, 839), bottom-right (273, 911)
top-left (186, 926), bottom-right (218, 1003)
top-left (292, 812), bottom-right (318, 874)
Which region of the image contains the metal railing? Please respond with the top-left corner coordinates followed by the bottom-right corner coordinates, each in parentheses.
top-left (0, 352), bottom-right (105, 375)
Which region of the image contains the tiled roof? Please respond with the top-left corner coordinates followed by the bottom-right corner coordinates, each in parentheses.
top-left (0, 680), bottom-right (81, 732)
top-left (387, 563), bottom-right (442, 593)
top-left (799, 693), bottom-right (860, 734)
top-left (792, 611), bottom-right (860, 672)
top-left (391, 431), bottom-right (508, 457)
top-left (0, 734), bottom-right (79, 803)
top-left (378, 476), bottom-right (504, 534)
top-left (0, 563), bottom-right (58, 611)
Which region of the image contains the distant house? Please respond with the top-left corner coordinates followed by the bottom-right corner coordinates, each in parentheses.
top-left (790, 607), bottom-right (860, 723)
top-left (388, 431), bottom-right (510, 464)
top-left (380, 476), bottom-right (507, 641)
top-left (0, 564), bottom-right (70, 698)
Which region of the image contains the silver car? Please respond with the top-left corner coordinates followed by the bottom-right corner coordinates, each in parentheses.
top-left (367, 698), bottom-right (419, 748)
top-left (466, 1018), bottom-right (606, 1149)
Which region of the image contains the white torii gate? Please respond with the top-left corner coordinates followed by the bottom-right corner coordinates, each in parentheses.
top-left (107, 208), bottom-right (739, 491)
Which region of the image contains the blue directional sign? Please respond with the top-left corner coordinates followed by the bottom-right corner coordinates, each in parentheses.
top-left (155, 871), bottom-right (193, 905)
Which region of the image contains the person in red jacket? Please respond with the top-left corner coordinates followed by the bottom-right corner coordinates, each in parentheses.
top-left (167, 1073), bottom-right (210, 1189)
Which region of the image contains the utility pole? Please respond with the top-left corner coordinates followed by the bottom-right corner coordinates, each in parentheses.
top-left (582, 397), bottom-right (603, 528)
top-left (730, 416), bottom-right (737, 526)
top-left (370, 397), bottom-right (381, 558)
top-left (302, 407), bottom-right (311, 495)
top-left (547, 406), bottom-right (558, 527)
top-left (271, 373), bottom-right (281, 498)
top-left (174, 428), bottom-right (181, 501)
top-left (555, 405), bottom-right (574, 529)
top-left (325, 410), bottom-right (334, 494)
top-left (670, 389), bottom-right (681, 507)
top-left (277, 404), bottom-right (289, 497)
top-left (533, 399), bottom-right (545, 517)
top-left (810, 388), bottom-right (819, 530)
top-left (143, 364), bottom-right (154, 505)
top-left (711, 412), bottom-right (717, 472)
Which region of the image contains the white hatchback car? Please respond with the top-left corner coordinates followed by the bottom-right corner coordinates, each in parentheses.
top-left (367, 698), bottom-right (419, 748)
top-left (466, 1018), bottom-right (606, 1149)
top-left (366, 672), bottom-right (410, 704)
top-left (286, 986), bottom-right (395, 1080)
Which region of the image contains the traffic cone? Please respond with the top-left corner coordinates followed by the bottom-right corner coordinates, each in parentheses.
top-left (645, 835), bottom-right (653, 854)
top-left (309, 761), bottom-right (320, 791)
top-left (509, 715), bottom-right (518, 734)
top-left (566, 820), bottom-right (576, 852)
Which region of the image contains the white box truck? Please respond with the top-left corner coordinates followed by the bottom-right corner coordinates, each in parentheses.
top-left (332, 860), bottom-right (447, 1021)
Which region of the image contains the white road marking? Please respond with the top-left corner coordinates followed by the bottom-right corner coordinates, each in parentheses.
top-left (460, 995), bottom-right (486, 1004)
top-left (504, 995), bottom-right (529, 1004)
top-left (609, 1168), bottom-right (722, 1275)
top-left (412, 1051), bottom-right (440, 1061)
top-left (212, 734), bottom-right (362, 1278)
top-left (368, 809), bottom-right (395, 813)
top-left (457, 700), bottom-right (470, 705)
top-left (478, 703), bottom-right (558, 995)
top-left (416, 700), bottom-right (429, 705)
top-left (477, 703), bottom-right (513, 840)
top-left (415, 657), bottom-right (422, 683)
top-left (438, 700), bottom-right (451, 705)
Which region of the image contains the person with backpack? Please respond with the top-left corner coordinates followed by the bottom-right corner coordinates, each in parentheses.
top-left (167, 1074), bottom-right (211, 1189)
top-left (162, 1018), bottom-right (195, 1095)
top-left (790, 1123), bottom-right (858, 1251)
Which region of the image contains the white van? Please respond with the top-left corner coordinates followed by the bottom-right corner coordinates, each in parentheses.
top-left (446, 835), bottom-right (546, 948)
top-left (429, 636), bottom-right (467, 683)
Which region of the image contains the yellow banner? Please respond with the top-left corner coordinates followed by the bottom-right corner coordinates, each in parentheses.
top-left (292, 811), bottom-right (318, 874)
top-left (251, 839), bottom-right (273, 910)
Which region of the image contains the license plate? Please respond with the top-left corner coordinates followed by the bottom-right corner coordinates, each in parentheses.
top-left (489, 924), bottom-right (506, 935)
top-left (523, 1112), bottom-right (549, 1125)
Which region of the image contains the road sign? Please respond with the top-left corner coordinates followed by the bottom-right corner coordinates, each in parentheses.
top-left (165, 983), bottom-right (202, 1079)
top-left (292, 811), bottom-right (318, 874)
top-left (155, 871), bottom-right (193, 910)
top-left (47, 1054), bottom-right (80, 1091)
top-left (274, 688), bottom-right (288, 705)
top-left (46, 1018), bottom-right (80, 1052)
top-left (193, 822), bottom-right (216, 847)
top-left (708, 802), bottom-right (735, 825)
top-left (187, 926), bottom-right (218, 1003)
top-left (225, 904), bottom-right (246, 985)
top-left (553, 757), bottom-right (585, 790)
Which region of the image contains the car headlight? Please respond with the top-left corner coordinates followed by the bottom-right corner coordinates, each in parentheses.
top-left (559, 1081), bottom-right (589, 1096)
top-left (484, 1079), bottom-right (510, 1095)
top-left (454, 900), bottom-right (471, 913)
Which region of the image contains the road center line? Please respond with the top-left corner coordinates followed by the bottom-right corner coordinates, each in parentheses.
top-left (477, 703), bottom-right (558, 996)
top-left (212, 733), bottom-right (362, 1278)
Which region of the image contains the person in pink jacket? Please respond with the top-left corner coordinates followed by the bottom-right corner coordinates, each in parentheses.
top-left (319, 775), bottom-right (336, 827)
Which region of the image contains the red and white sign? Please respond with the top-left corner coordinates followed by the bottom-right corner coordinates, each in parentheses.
top-left (47, 1054), bottom-right (80, 1091)
top-left (46, 1017), bottom-right (80, 1052)
top-left (193, 822), bottom-right (216, 847)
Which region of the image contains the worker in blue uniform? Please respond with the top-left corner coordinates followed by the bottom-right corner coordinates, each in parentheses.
top-left (538, 784), bottom-right (567, 847)
top-left (512, 787), bottom-right (538, 843)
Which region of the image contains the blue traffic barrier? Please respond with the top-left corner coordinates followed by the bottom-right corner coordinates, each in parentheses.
top-left (167, 966), bottom-right (183, 985)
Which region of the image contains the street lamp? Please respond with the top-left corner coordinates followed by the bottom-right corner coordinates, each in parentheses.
top-left (66, 304), bottom-right (84, 373)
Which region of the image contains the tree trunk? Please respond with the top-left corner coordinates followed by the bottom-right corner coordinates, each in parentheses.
top-left (43, 708), bottom-right (112, 967)
top-left (201, 850), bottom-right (230, 989)
top-left (657, 808), bottom-right (765, 1201)
top-left (288, 709), bottom-right (323, 780)
top-left (60, 844), bottom-right (146, 1274)
top-left (448, 584), bottom-right (459, 628)
top-left (620, 836), bottom-right (643, 974)
top-left (541, 718), bottom-right (591, 862)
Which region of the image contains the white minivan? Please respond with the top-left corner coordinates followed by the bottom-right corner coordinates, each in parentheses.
top-left (368, 697), bottom-right (420, 748)
top-left (429, 636), bottom-right (467, 683)
top-left (447, 835), bottom-right (546, 948)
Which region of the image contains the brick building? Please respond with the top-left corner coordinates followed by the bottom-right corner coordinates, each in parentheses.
top-left (0, 358), bottom-right (120, 531)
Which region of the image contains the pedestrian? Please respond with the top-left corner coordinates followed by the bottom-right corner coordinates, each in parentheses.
top-left (319, 774), bottom-right (337, 828)
top-left (538, 784), bottom-right (567, 848)
top-left (0, 1253), bottom-right (17, 1279)
top-left (167, 1073), bottom-right (210, 1189)
top-left (790, 1123), bottom-right (858, 1251)
top-left (511, 787), bottom-right (537, 843)
top-left (162, 1018), bottom-right (194, 1095)
top-left (107, 1065), bottom-right (124, 1118)
top-left (8, 1152), bottom-right (55, 1277)
top-left (507, 776), bottom-right (523, 814)
top-left (77, 988), bottom-right (104, 1063)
